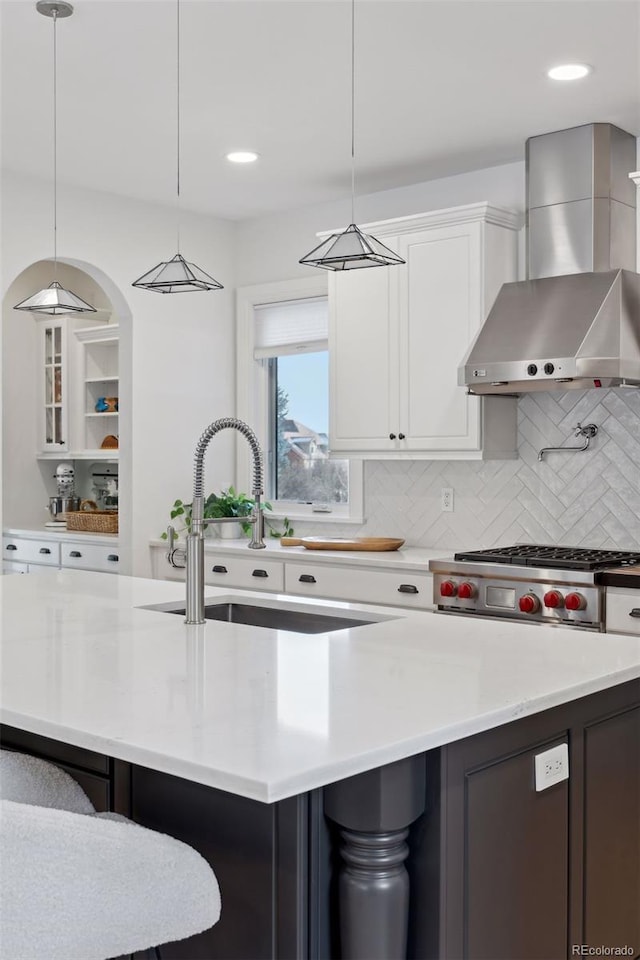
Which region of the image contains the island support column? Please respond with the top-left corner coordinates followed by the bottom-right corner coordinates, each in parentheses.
top-left (324, 756), bottom-right (426, 960)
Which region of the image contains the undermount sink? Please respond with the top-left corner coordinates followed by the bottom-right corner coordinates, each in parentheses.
top-left (141, 598), bottom-right (391, 634)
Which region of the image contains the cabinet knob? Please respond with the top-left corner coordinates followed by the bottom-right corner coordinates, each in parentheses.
top-left (69, 550), bottom-right (82, 558)
top-left (299, 574), bottom-right (317, 584)
top-left (252, 569), bottom-right (268, 578)
top-left (389, 433), bottom-right (396, 440)
top-left (107, 554), bottom-right (119, 562)
top-left (398, 583), bottom-right (419, 594)
top-left (5, 544), bottom-right (17, 551)
top-left (211, 564), bottom-right (228, 574)
top-left (629, 608), bottom-right (640, 618)
top-left (398, 433), bottom-right (406, 440)
top-left (39, 547), bottom-right (51, 555)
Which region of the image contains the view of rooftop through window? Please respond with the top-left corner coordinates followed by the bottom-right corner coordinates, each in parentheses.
top-left (272, 351), bottom-right (348, 504)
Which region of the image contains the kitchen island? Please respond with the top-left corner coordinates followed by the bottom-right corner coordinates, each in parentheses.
top-left (1, 570), bottom-right (639, 959)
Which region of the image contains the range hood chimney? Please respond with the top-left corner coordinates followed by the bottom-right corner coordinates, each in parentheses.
top-left (460, 123), bottom-right (640, 394)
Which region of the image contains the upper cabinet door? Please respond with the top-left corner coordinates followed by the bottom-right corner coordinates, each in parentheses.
top-left (39, 319), bottom-right (69, 454)
top-left (327, 204), bottom-right (520, 460)
top-left (398, 222), bottom-right (483, 451)
top-left (329, 246), bottom-right (401, 454)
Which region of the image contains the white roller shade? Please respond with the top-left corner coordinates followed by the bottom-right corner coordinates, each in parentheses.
top-left (254, 297), bottom-right (328, 358)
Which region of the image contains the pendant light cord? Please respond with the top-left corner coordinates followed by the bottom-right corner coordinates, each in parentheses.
top-left (176, 0), bottom-right (181, 253)
top-left (350, 0), bottom-right (355, 225)
top-left (52, 7), bottom-right (58, 276)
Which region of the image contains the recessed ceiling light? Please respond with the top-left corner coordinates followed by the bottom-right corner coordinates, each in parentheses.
top-left (547, 63), bottom-right (592, 81)
top-left (226, 151), bottom-right (259, 164)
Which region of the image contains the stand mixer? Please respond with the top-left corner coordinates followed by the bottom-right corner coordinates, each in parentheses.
top-left (91, 466), bottom-right (118, 512)
top-left (46, 464), bottom-right (82, 525)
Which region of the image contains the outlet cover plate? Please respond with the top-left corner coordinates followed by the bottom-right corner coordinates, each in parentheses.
top-left (441, 487), bottom-right (454, 512)
top-left (534, 743), bottom-right (569, 791)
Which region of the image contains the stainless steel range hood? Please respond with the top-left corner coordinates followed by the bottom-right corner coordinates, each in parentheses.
top-left (460, 123), bottom-right (639, 394)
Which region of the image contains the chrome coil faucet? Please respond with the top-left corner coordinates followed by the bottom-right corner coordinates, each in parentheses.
top-left (166, 417), bottom-right (266, 624)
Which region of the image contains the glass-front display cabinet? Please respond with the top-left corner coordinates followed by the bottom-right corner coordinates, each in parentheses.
top-left (39, 319), bottom-right (68, 452)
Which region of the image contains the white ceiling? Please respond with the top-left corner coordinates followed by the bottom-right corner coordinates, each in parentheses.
top-left (1, 0), bottom-right (639, 221)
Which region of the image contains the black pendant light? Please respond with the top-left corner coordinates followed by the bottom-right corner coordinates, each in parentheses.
top-left (299, 0), bottom-right (405, 271)
top-left (132, 0), bottom-right (222, 293)
top-left (15, 2), bottom-right (96, 315)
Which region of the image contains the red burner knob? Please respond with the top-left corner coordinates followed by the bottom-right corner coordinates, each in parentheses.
top-left (440, 580), bottom-right (457, 598)
top-left (519, 594), bottom-right (540, 614)
top-left (457, 581), bottom-right (476, 600)
top-left (544, 590), bottom-right (565, 609)
top-left (565, 592), bottom-right (586, 611)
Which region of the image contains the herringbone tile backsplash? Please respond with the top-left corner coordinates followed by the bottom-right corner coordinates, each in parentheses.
top-left (296, 388), bottom-right (640, 552)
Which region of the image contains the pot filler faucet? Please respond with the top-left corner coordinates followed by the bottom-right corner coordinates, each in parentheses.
top-left (166, 417), bottom-right (266, 624)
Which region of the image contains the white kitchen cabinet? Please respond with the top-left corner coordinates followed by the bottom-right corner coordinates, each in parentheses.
top-left (150, 546), bottom-right (285, 593)
top-left (74, 324), bottom-right (119, 458)
top-left (2, 530), bottom-right (119, 575)
top-left (36, 316), bottom-right (119, 460)
top-left (328, 203), bottom-right (520, 459)
top-left (605, 588), bottom-right (640, 636)
top-left (37, 318), bottom-right (72, 454)
top-left (60, 542), bottom-right (120, 573)
top-left (149, 541), bottom-right (434, 610)
top-left (284, 562), bottom-right (432, 610)
top-left (3, 561), bottom-right (30, 575)
top-left (205, 555), bottom-right (284, 592)
top-left (2, 535), bottom-right (60, 567)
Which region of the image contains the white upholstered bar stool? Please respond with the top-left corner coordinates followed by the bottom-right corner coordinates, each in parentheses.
top-left (0, 750), bottom-right (221, 960)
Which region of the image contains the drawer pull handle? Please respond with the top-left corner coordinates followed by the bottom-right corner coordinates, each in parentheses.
top-left (39, 547), bottom-right (51, 555)
top-left (629, 608), bottom-right (640, 618)
top-left (299, 574), bottom-right (317, 584)
top-left (107, 554), bottom-right (119, 562)
top-left (252, 569), bottom-right (268, 578)
top-left (69, 551), bottom-right (82, 558)
top-left (212, 565), bottom-right (228, 574)
top-left (398, 583), bottom-right (419, 594)
top-left (5, 544), bottom-right (17, 551)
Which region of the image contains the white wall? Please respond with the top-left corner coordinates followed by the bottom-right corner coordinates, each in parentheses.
top-left (1, 171), bottom-right (236, 575)
top-left (235, 160), bottom-right (525, 286)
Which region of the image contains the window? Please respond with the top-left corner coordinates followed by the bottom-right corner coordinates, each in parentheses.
top-left (236, 278), bottom-right (363, 522)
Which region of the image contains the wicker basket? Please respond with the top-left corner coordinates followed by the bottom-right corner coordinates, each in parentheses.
top-left (63, 510), bottom-right (118, 534)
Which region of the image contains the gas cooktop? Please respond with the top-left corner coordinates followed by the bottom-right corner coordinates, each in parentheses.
top-left (453, 545), bottom-right (640, 572)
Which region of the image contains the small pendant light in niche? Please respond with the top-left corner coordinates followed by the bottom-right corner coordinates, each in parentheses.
top-left (132, 0), bottom-right (223, 293)
top-left (299, 0), bottom-right (405, 271)
top-left (15, 2), bottom-right (96, 315)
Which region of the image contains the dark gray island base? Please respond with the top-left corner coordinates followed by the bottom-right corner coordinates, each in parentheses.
top-left (2, 680), bottom-right (638, 960)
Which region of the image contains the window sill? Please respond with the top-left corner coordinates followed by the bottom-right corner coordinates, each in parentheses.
top-left (267, 510), bottom-right (365, 525)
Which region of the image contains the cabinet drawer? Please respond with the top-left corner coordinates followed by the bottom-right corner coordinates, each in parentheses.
top-left (2, 536), bottom-right (59, 566)
top-left (606, 588), bottom-right (640, 635)
top-left (204, 555), bottom-right (284, 592)
top-left (285, 563), bottom-right (432, 609)
top-left (3, 561), bottom-right (30, 574)
top-left (61, 542), bottom-right (120, 573)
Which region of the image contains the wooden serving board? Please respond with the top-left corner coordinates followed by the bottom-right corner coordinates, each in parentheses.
top-left (300, 537), bottom-right (405, 552)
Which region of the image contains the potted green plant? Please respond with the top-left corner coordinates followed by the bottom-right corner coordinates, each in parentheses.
top-left (202, 487), bottom-right (259, 539)
top-left (161, 488), bottom-right (293, 541)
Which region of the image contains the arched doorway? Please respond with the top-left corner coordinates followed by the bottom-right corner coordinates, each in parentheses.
top-left (1, 258), bottom-right (132, 575)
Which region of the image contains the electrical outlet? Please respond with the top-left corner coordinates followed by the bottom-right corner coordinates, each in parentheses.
top-left (441, 488), bottom-right (454, 512)
top-left (534, 743), bottom-right (569, 791)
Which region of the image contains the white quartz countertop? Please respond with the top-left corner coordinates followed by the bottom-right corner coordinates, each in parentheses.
top-left (1, 571), bottom-right (639, 803)
top-left (4, 526), bottom-right (118, 545)
top-left (148, 536), bottom-right (445, 571)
